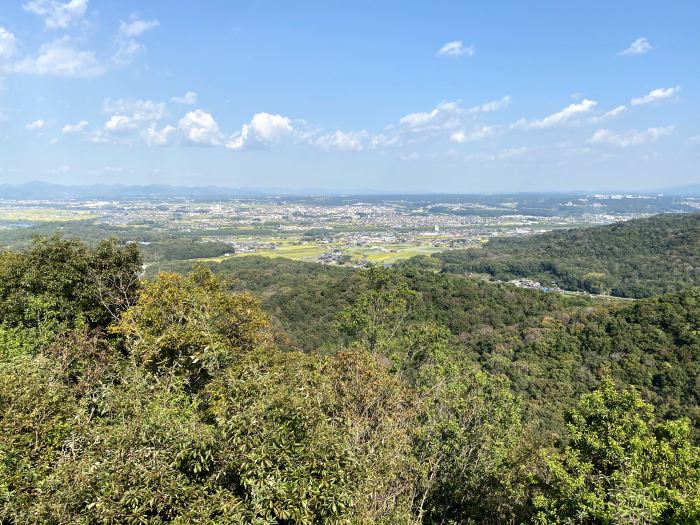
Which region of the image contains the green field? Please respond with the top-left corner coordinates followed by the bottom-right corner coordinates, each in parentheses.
top-left (198, 239), bottom-right (447, 265)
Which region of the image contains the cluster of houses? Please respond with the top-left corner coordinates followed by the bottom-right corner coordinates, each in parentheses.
top-left (508, 278), bottom-right (563, 293)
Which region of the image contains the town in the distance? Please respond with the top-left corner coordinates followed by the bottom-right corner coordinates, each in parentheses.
top-left (1, 183), bottom-right (697, 277)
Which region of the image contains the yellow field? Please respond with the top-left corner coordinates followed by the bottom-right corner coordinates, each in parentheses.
top-left (199, 239), bottom-right (447, 265)
top-left (0, 208), bottom-right (98, 222)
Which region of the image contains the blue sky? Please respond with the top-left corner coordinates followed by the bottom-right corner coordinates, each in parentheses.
top-left (0, 0), bottom-right (698, 192)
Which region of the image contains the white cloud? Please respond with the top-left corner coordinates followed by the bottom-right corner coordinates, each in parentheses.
top-left (172, 91), bottom-right (198, 105)
top-left (0, 27), bottom-right (18, 60)
top-left (468, 96), bottom-right (510, 113)
top-left (104, 115), bottom-right (135, 132)
top-left (602, 105), bottom-right (626, 118)
top-left (588, 126), bottom-right (674, 147)
top-left (400, 101), bottom-right (462, 130)
top-left (104, 98), bottom-right (166, 121)
top-left (179, 109), bottom-right (222, 145)
top-left (315, 130), bottom-right (368, 151)
top-left (382, 97), bottom-right (510, 147)
top-left (112, 40), bottom-right (145, 67)
top-left (515, 99), bottom-right (597, 129)
top-left (437, 41), bottom-right (475, 57)
top-left (450, 126), bottom-right (494, 143)
top-left (589, 105), bottom-right (627, 124)
top-left (118, 18), bottom-right (159, 38)
top-left (26, 119), bottom-right (46, 130)
top-left (11, 37), bottom-right (104, 77)
top-left (369, 132), bottom-right (399, 149)
top-left (23, 0), bottom-right (88, 30)
top-left (619, 37), bottom-right (652, 56)
top-left (630, 86), bottom-right (680, 106)
top-left (140, 124), bottom-right (176, 146)
top-left (688, 135), bottom-right (700, 145)
top-left (62, 120), bottom-right (88, 134)
top-left (226, 112), bottom-right (294, 150)
top-left (112, 18), bottom-right (159, 67)
top-left (99, 99), bottom-right (168, 139)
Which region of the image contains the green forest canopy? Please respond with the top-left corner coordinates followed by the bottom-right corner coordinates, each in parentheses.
top-left (432, 212), bottom-right (700, 298)
top-left (1, 235), bottom-right (700, 523)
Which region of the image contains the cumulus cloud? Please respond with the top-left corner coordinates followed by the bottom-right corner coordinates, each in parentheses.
top-left (179, 109), bottom-right (222, 145)
top-left (226, 112), bottom-right (295, 150)
top-left (619, 37), bottom-right (652, 56)
top-left (26, 119), bottom-right (46, 130)
top-left (630, 86), bottom-right (680, 106)
top-left (315, 130), bottom-right (368, 151)
top-left (171, 91), bottom-right (198, 105)
top-left (450, 126), bottom-right (494, 143)
top-left (98, 99), bottom-right (168, 140)
top-left (102, 98), bottom-right (167, 134)
top-left (0, 27), bottom-right (18, 60)
top-left (515, 99), bottom-right (597, 129)
top-left (141, 124), bottom-right (176, 146)
top-left (23, 0), bottom-right (88, 30)
top-left (118, 18), bottom-right (159, 38)
top-left (10, 37), bottom-right (104, 77)
top-left (588, 126), bottom-right (674, 147)
top-left (104, 115), bottom-right (135, 132)
top-left (437, 41), bottom-right (475, 57)
top-left (62, 120), bottom-right (88, 134)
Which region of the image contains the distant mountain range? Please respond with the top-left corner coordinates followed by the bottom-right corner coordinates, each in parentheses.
top-left (0, 181), bottom-right (266, 200)
top-left (0, 181), bottom-right (699, 200)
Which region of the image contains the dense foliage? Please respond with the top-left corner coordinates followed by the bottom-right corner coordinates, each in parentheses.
top-left (156, 255), bottom-right (591, 352)
top-left (534, 379), bottom-right (700, 523)
top-left (434, 213), bottom-right (700, 298)
top-left (2, 236), bottom-right (700, 523)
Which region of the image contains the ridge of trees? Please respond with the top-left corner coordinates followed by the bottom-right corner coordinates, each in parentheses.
top-left (432, 213), bottom-right (700, 298)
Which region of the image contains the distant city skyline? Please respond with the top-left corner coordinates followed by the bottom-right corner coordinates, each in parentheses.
top-left (0, 1), bottom-right (698, 192)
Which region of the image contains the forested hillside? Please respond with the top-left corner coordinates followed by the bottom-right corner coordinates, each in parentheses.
top-left (155, 256), bottom-right (592, 352)
top-left (161, 255), bottom-right (700, 436)
top-left (434, 213), bottom-right (700, 298)
top-left (2, 236), bottom-right (700, 523)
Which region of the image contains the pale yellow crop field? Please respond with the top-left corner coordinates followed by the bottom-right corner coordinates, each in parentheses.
top-left (0, 208), bottom-right (98, 222)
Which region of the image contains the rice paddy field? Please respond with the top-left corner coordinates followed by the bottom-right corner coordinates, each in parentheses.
top-left (200, 238), bottom-right (449, 265)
